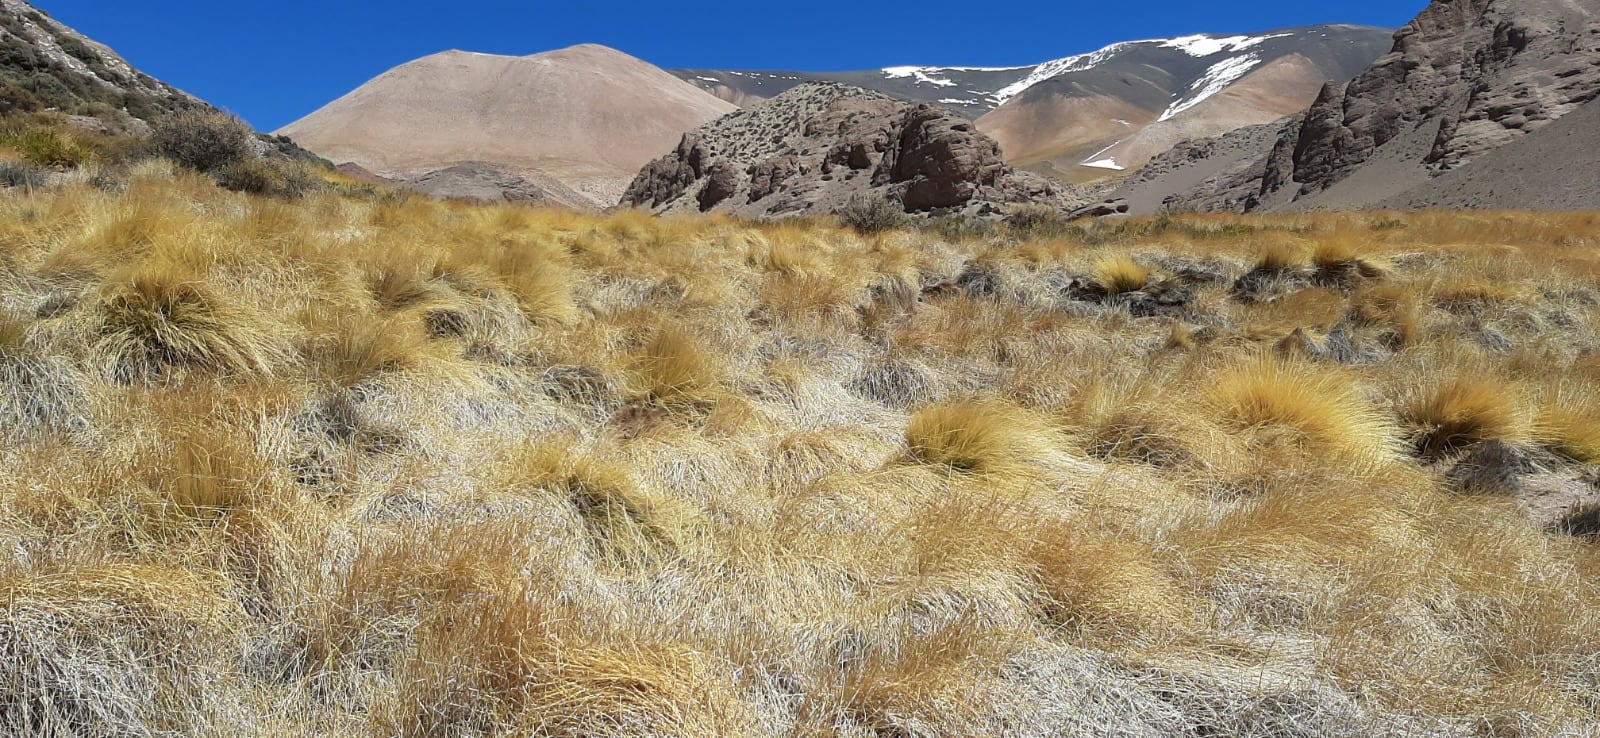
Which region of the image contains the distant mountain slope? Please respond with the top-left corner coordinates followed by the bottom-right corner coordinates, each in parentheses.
top-left (671, 26), bottom-right (1391, 181)
top-left (1153, 0), bottom-right (1600, 213)
top-left (0, 0), bottom-right (202, 122)
top-left (278, 44), bottom-right (736, 208)
top-left (975, 27), bottom-right (1390, 181)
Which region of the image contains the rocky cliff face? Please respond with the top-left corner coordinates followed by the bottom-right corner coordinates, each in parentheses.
top-left (1155, 0), bottom-right (1600, 213)
top-left (1273, 0), bottom-right (1600, 198)
top-left (621, 83), bottom-right (1079, 218)
top-left (0, 0), bottom-right (201, 124)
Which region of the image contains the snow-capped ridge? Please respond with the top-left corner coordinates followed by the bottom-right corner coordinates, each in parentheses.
top-left (877, 29), bottom-right (1309, 109)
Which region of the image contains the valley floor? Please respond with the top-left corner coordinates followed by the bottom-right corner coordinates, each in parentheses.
top-left (2, 165), bottom-right (1600, 736)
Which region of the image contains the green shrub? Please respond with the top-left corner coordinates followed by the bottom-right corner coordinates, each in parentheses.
top-left (213, 158), bottom-right (320, 199)
top-left (836, 194), bottom-right (908, 235)
top-left (212, 159), bottom-right (277, 194)
top-left (151, 111), bottom-right (252, 173)
top-left (0, 126), bottom-right (91, 167)
top-left (1005, 204), bottom-right (1069, 237)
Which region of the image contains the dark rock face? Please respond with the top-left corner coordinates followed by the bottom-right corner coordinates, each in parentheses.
top-left (879, 107), bottom-right (1007, 210)
top-left (1271, 0), bottom-right (1600, 199)
top-left (1157, 0), bottom-right (1600, 213)
top-left (620, 83), bottom-right (1082, 219)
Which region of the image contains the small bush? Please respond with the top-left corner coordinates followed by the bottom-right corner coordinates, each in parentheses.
top-left (1, 126), bottom-right (91, 167)
top-left (0, 160), bottom-right (46, 188)
top-left (211, 158), bottom-right (277, 194)
top-left (150, 110), bottom-right (252, 174)
top-left (212, 158), bottom-right (320, 199)
top-left (837, 194), bottom-right (908, 235)
top-left (1005, 204), bottom-right (1068, 237)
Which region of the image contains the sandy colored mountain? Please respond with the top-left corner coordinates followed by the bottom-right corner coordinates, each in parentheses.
top-left (277, 44), bottom-right (736, 207)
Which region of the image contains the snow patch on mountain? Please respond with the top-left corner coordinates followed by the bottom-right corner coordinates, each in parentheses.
top-left (1081, 140), bottom-right (1128, 170)
top-left (883, 64), bottom-right (1027, 89)
top-left (988, 41), bottom-right (1147, 106)
top-left (1158, 54), bottom-right (1264, 121)
top-left (882, 66), bottom-right (958, 87)
top-left (1160, 33), bottom-right (1290, 57)
top-left (878, 31), bottom-right (1301, 110)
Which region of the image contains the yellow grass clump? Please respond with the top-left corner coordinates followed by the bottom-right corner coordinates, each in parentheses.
top-left (1401, 376), bottom-right (1530, 457)
top-left (906, 400), bottom-right (1069, 477)
top-left (1206, 359), bottom-right (1400, 465)
top-left (1090, 254), bottom-right (1150, 294)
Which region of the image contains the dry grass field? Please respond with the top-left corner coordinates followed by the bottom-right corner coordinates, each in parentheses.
top-left (2, 159), bottom-right (1600, 737)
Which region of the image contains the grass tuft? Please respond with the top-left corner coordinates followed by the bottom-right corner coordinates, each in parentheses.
top-left (1401, 376), bottom-right (1528, 457)
top-left (1091, 255), bottom-right (1150, 294)
top-left (1207, 359), bottom-right (1399, 464)
top-left (627, 326), bottom-right (720, 409)
top-left (906, 400), bottom-right (1065, 476)
top-left (92, 263), bottom-right (291, 382)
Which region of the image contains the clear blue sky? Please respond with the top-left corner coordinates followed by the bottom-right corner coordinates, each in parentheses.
top-left (37, 1), bottom-right (1426, 132)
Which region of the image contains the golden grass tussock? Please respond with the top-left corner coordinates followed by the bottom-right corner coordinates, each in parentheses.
top-left (905, 400), bottom-right (1070, 477)
top-left (1090, 254), bottom-right (1150, 294)
top-left (1026, 526), bottom-right (1193, 637)
top-left (1311, 234), bottom-right (1388, 284)
top-left (1205, 359), bottom-right (1401, 465)
top-left (1347, 281), bottom-right (1424, 347)
top-left (300, 307), bottom-right (434, 387)
top-left (1536, 408), bottom-right (1600, 465)
top-left (1252, 239), bottom-right (1304, 274)
top-left (90, 261), bottom-right (293, 382)
top-left (2, 160), bottom-right (1600, 735)
top-left (1400, 375), bottom-right (1531, 457)
top-left (627, 324), bottom-right (722, 409)
top-left (495, 440), bottom-right (697, 566)
top-left (839, 617), bottom-right (1011, 735)
top-left (384, 591), bottom-right (754, 738)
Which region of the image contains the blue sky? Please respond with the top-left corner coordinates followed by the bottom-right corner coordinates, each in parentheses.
top-left (39, 1), bottom-right (1426, 132)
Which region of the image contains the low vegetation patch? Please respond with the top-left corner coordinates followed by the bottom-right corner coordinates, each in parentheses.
top-left (0, 171), bottom-right (1597, 737)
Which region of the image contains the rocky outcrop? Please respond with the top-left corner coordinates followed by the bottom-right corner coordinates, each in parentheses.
top-left (621, 83), bottom-right (1082, 218)
top-left (1280, 0), bottom-right (1598, 195)
top-left (1157, 0), bottom-right (1600, 213)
